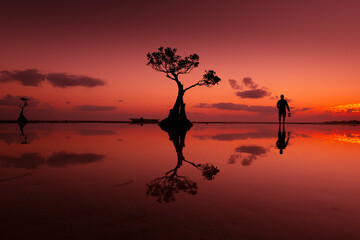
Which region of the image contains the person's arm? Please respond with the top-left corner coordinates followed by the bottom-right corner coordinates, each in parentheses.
top-left (285, 137), bottom-right (289, 147)
top-left (277, 101), bottom-right (280, 109)
top-left (286, 101), bottom-right (290, 112)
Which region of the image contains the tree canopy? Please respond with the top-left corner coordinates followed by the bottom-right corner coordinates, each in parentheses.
top-left (147, 47), bottom-right (221, 90)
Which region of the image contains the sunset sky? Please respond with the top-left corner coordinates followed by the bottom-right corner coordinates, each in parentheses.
top-left (1, 0), bottom-right (359, 122)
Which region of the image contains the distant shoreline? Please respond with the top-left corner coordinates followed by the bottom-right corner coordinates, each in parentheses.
top-left (0, 120), bottom-right (359, 125)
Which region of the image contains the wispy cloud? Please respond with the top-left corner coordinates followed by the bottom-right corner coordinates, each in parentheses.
top-left (0, 69), bottom-right (46, 86)
top-left (293, 107), bottom-right (312, 113)
top-left (236, 89), bottom-right (271, 99)
top-left (228, 79), bottom-right (242, 90)
top-left (242, 77), bottom-right (258, 89)
top-left (194, 102), bottom-right (275, 114)
top-left (0, 69), bottom-right (106, 88)
top-left (228, 78), bottom-right (272, 99)
top-left (47, 73), bottom-right (105, 88)
top-left (0, 94), bottom-right (39, 107)
top-left (329, 103), bottom-right (360, 113)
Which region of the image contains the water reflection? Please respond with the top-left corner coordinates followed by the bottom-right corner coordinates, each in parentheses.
top-left (276, 124), bottom-right (290, 154)
top-left (1, 124), bottom-right (360, 239)
top-left (232, 145), bottom-right (270, 166)
top-left (0, 151), bottom-right (105, 169)
top-left (0, 152), bottom-right (45, 169)
top-left (146, 128), bottom-right (220, 203)
top-left (194, 128), bottom-right (274, 141)
top-left (18, 122), bottom-right (30, 144)
top-left (77, 129), bottom-right (117, 136)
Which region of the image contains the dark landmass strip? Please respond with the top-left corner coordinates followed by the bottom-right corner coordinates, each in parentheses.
top-left (0, 120), bottom-right (359, 125)
top-left (322, 120), bottom-right (360, 125)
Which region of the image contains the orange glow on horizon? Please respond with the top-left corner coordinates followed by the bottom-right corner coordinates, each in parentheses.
top-left (329, 103), bottom-right (360, 113)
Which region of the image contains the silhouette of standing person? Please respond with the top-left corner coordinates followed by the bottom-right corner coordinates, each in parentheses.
top-left (276, 124), bottom-right (290, 154)
top-left (276, 94), bottom-right (290, 125)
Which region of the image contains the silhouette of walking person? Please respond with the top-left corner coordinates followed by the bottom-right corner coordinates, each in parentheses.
top-left (276, 94), bottom-right (290, 125)
top-left (276, 124), bottom-right (290, 154)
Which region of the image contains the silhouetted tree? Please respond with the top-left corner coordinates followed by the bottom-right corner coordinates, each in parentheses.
top-left (17, 97), bottom-right (28, 123)
top-left (147, 47), bottom-right (221, 130)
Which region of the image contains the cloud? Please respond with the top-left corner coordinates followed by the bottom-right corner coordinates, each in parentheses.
top-left (229, 77), bottom-right (274, 99)
top-left (0, 69), bottom-right (46, 86)
top-left (47, 151), bottom-right (105, 167)
top-left (47, 73), bottom-right (105, 88)
top-left (242, 77), bottom-right (258, 89)
top-left (118, 100), bottom-right (123, 103)
top-left (293, 107), bottom-right (312, 112)
top-left (329, 103), bottom-right (360, 113)
top-left (77, 105), bottom-right (117, 111)
top-left (194, 102), bottom-right (275, 114)
top-left (0, 94), bottom-right (39, 107)
top-left (236, 89), bottom-right (271, 99)
top-left (228, 79), bottom-right (242, 90)
top-left (0, 69), bottom-right (106, 88)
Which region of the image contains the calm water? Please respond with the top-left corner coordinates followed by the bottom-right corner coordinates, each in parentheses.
top-left (0, 123), bottom-right (360, 240)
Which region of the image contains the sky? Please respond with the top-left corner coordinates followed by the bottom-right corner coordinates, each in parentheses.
top-left (1, 0), bottom-right (359, 122)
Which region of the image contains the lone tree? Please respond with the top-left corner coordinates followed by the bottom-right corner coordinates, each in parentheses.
top-left (17, 97), bottom-right (29, 123)
top-left (147, 47), bottom-right (221, 130)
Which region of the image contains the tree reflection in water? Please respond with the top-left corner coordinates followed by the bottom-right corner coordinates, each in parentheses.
top-left (18, 122), bottom-right (30, 144)
top-left (146, 127), bottom-right (219, 203)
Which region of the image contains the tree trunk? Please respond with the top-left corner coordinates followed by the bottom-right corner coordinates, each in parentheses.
top-left (159, 79), bottom-right (193, 131)
top-left (17, 107), bottom-right (27, 123)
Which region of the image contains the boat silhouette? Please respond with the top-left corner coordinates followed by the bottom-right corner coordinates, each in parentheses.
top-left (130, 118), bottom-right (159, 124)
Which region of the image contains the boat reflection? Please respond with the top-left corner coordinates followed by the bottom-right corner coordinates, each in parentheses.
top-left (146, 128), bottom-right (220, 203)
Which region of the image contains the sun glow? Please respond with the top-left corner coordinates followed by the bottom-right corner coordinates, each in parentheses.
top-left (329, 103), bottom-right (360, 113)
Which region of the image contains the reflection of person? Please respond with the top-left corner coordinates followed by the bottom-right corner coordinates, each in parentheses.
top-left (276, 94), bottom-right (290, 125)
top-left (276, 125), bottom-right (290, 154)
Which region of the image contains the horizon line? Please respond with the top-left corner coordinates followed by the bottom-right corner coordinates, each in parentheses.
top-left (0, 120), bottom-right (359, 125)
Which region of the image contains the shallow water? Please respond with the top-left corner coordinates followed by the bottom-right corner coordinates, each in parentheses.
top-left (0, 123), bottom-right (360, 240)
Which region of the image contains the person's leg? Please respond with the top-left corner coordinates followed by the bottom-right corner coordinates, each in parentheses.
top-left (282, 112), bottom-right (286, 125)
top-left (278, 111), bottom-right (282, 125)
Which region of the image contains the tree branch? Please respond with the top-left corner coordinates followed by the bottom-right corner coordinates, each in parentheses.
top-left (166, 73), bottom-right (175, 80)
top-left (183, 159), bottom-right (199, 168)
top-left (184, 81), bottom-right (200, 92)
